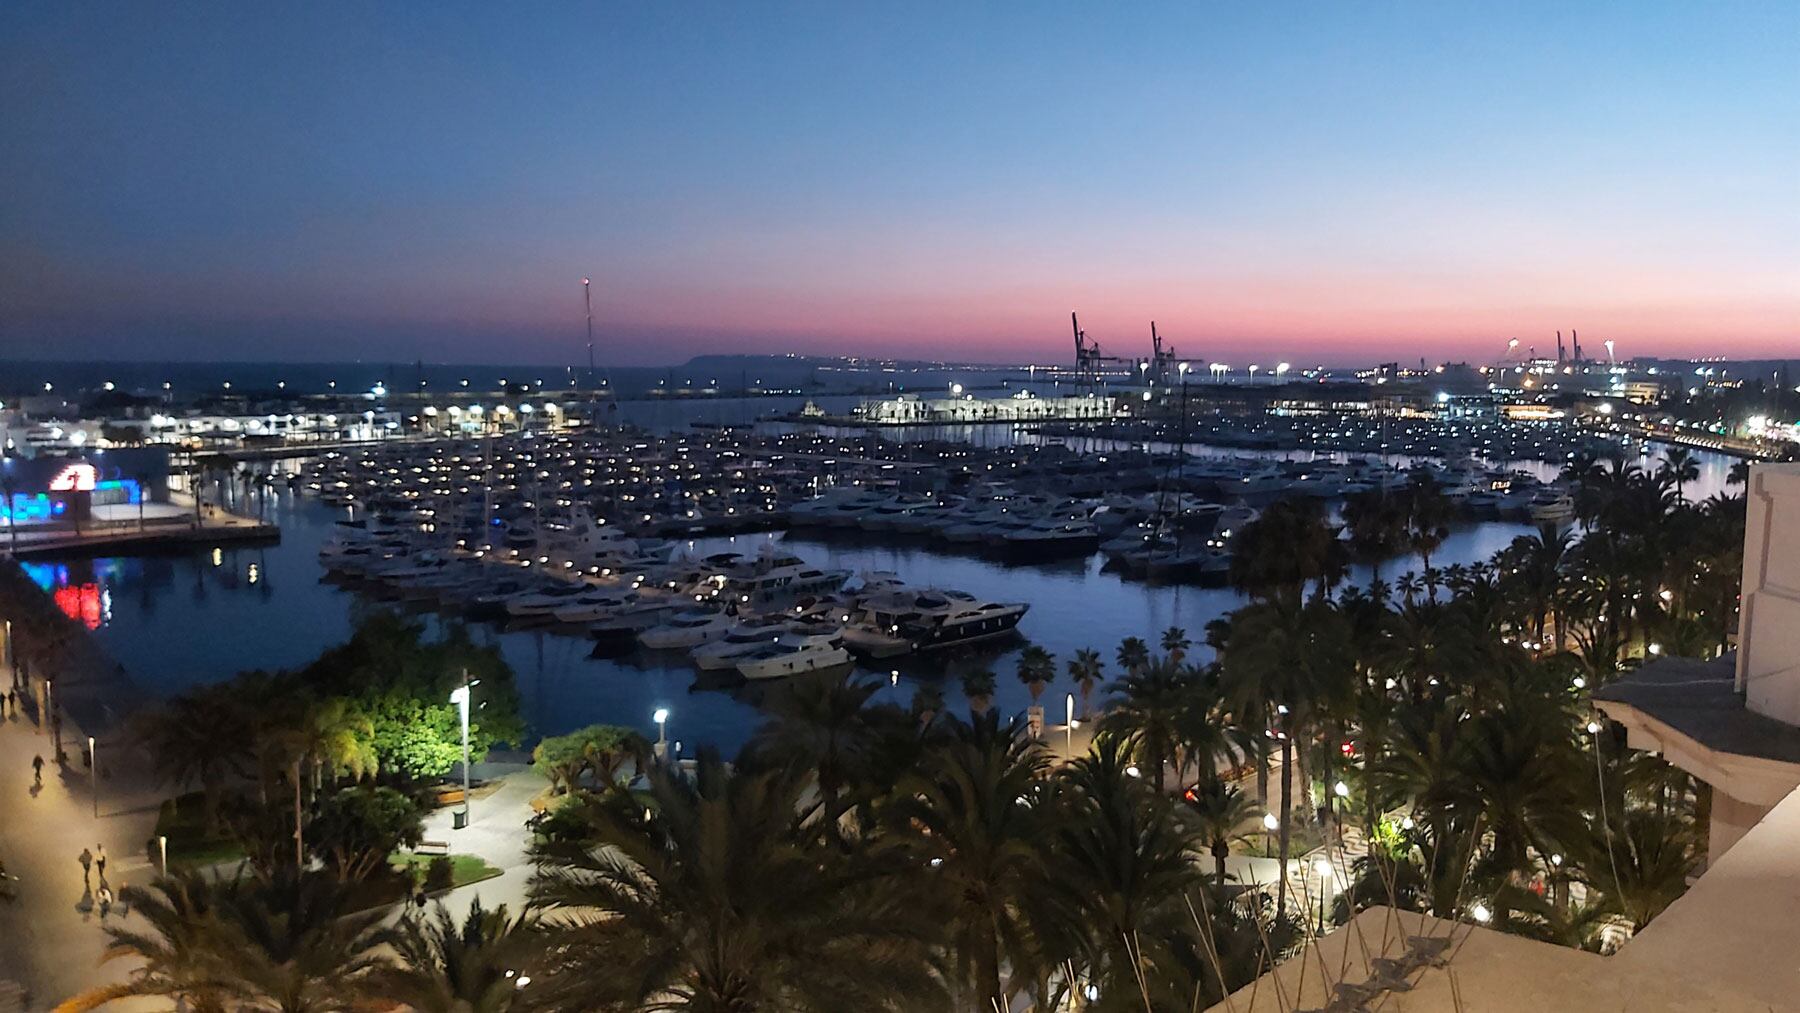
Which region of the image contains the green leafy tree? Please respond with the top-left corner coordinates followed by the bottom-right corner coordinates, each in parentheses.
top-left (531, 724), bottom-right (645, 797)
top-left (307, 785), bottom-right (425, 883)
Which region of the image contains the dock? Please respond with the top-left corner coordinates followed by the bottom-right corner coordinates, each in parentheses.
top-left (1, 499), bottom-right (279, 559)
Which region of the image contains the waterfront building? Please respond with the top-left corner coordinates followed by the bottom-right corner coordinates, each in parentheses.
top-left (1214, 462), bottom-right (1800, 1011)
top-left (0, 449), bottom-right (170, 531)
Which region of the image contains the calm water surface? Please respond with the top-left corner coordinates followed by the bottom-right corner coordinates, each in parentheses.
top-left (28, 415), bottom-right (1741, 756)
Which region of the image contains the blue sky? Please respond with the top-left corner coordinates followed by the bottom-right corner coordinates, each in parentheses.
top-left (2, 2), bottom-right (1795, 365)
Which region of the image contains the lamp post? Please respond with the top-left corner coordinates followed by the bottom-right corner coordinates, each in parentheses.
top-left (1313, 857), bottom-right (1333, 932)
top-left (1064, 693), bottom-right (1076, 755)
top-left (89, 735), bottom-right (97, 818)
top-left (449, 675), bottom-right (475, 830)
top-left (1263, 811), bottom-right (1279, 857)
top-left (653, 707), bottom-right (670, 760)
top-left (158, 834), bottom-right (168, 875)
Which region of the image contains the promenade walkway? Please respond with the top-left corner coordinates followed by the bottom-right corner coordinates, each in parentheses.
top-left (0, 698), bottom-right (162, 1010)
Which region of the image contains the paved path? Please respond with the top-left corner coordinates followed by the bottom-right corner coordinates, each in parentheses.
top-left (0, 696), bottom-right (163, 1010)
top-left (414, 762), bottom-right (546, 917)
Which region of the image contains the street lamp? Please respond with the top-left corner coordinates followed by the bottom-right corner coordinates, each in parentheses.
top-left (653, 707), bottom-right (670, 760)
top-left (89, 735), bottom-right (98, 818)
top-left (1313, 857), bottom-right (1334, 932)
top-left (1065, 693), bottom-right (1076, 754)
top-left (1262, 811), bottom-right (1279, 857)
top-left (449, 676), bottom-right (476, 830)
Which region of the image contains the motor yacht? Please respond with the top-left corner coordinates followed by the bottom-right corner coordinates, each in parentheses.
top-left (638, 607), bottom-right (735, 650)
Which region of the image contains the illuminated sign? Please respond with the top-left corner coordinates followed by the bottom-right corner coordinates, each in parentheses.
top-left (48, 463), bottom-right (98, 492)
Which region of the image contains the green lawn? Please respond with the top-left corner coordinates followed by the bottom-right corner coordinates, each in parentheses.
top-left (155, 791), bottom-right (247, 869)
top-left (391, 852), bottom-right (504, 892)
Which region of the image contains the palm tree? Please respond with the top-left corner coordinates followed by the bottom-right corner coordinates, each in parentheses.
top-left (1572, 807), bottom-right (1699, 932)
top-left (1219, 597), bottom-right (1354, 916)
top-left (1159, 626), bottom-right (1191, 663)
top-left (368, 900), bottom-right (539, 1013)
top-left (58, 870), bottom-right (241, 1013)
top-left (1044, 735), bottom-right (1203, 1007)
top-left (748, 671), bottom-right (883, 837)
top-left (1403, 475), bottom-right (1452, 589)
top-left (532, 753), bottom-right (945, 1011)
top-left (888, 714), bottom-right (1051, 1008)
top-left (231, 872), bottom-right (405, 1011)
top-left (1115, 636), bottom-right (1150, 675)
top-left (1228, 497), bottom-right (1336, 603)
top-left (296, 695), bottom-right (377, 795)
top-left (1101, 654), bottom-right (1193, 789)
top-left (1500, 524), bottom-right (1573, 650)
top-left (1015, 646), bottom-right (1056, 733)
top-left (961, 669), bottom-right (998, 716)
top-left (1342, 488), bottom-right (1408, 579)
top-left (1658, 446), bottom-right (1699, 503)
top-left (1066, 648), bottom-right (1104, 720)
top-left (136, 685), bottom-right (254, 834)
top-left (1183, 777), bottom-right (1260, 888)
top-left (911, 684), bottom-right (945, 730)
top-left (63, 870), bottom-right (389, 1013)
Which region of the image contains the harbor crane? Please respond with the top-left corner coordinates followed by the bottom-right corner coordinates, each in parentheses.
top-left (1071, 312), bottom-right (1133, 389)
top-left (1149, 321), bottom-right (1180, 386)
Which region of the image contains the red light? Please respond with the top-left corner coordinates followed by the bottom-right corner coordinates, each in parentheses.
top-left (1340, 741), bottom-right (1356, 757)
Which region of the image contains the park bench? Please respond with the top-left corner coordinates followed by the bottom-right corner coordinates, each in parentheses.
top-left (414, 840), bottom-right (450, 857)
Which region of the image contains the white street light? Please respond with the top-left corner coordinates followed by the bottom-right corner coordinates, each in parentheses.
top-left (449, 677), bottom-right (475, 829)
top-left (1065, 693), bottom-right (1076, 754)
top-left (1333, 780), bottom-right (1349, 799)
top-left (89, 735), bottom-right (98, 818)
top-left (653, 707), bottom-right (670, 759)
top-left (1262, 811), bottom-right (1279, 857)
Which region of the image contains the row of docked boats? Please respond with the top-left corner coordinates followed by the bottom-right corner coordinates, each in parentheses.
top-left (317, 518), bottom-right (1030, 679)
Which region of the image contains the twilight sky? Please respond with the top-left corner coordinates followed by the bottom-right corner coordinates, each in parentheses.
top-left (2, 2), bottom-right (1795, 367)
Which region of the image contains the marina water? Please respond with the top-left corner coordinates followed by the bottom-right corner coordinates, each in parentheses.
top-left (22, 400), bottom-right (1742, 756)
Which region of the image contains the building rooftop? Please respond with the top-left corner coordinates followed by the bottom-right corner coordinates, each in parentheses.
top-left (1592, 653), bottom-right (1800, 766)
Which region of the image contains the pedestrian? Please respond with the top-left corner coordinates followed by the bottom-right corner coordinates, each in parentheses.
top-left (32, 754), bottom-right (43, 785)
top-left (95, 844), bottom-right (107, 882)
top-left (6, 688), bottom-right (14, 716)
top-left (96, 883), bottom-right (113, 917)
top-left (79, 847), bottom-right (93, 887)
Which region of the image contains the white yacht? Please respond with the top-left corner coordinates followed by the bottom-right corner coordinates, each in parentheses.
top-left (690, 616), bottom-right (797, 670)
top-left (638, 608), bottom-right (735, 650)
top-left (735, 634), bottom-right (854, 681)
top-left (503, 582), bottom-right (594, 619)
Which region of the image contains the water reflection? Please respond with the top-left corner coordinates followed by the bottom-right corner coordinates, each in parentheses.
top-left (41, 433), bottom-right (1745, 754)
